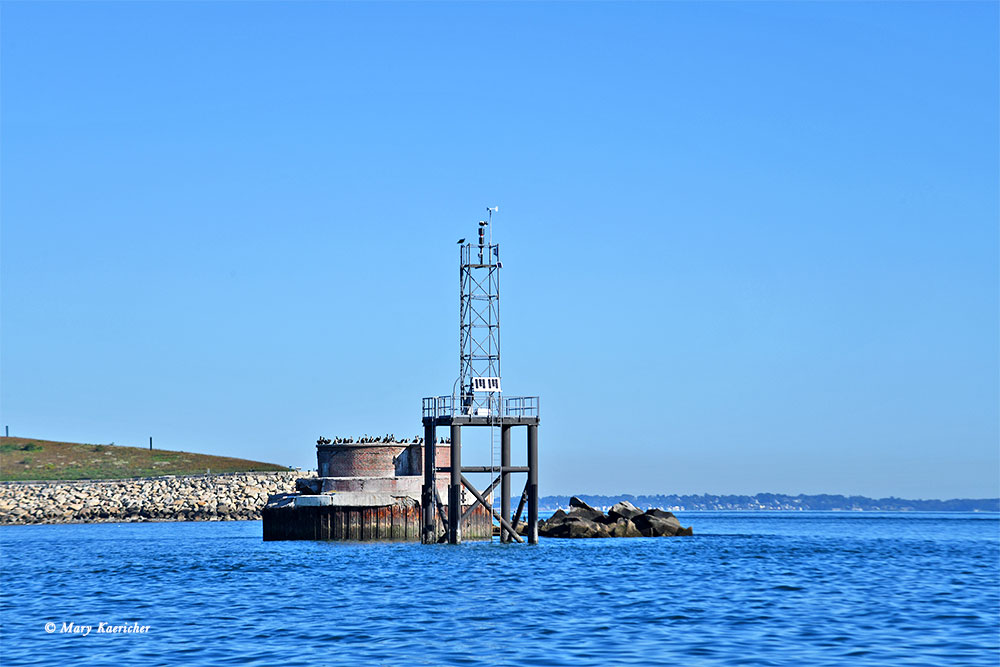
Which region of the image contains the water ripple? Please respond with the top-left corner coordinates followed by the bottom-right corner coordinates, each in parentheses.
top-left (1, 512), bottom-right (997, 666)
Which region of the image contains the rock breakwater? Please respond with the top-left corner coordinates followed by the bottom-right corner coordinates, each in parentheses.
top-left (0, 471), bottom-right (311, 525)
top-left (539, 497), bottom-right (693, 538)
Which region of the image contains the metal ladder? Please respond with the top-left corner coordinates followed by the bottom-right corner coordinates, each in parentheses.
top-left (489, 393), bottom-right (501, 521)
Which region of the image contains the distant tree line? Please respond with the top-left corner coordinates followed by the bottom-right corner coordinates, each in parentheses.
top-left (539, 493), bottom-right (1000, 512)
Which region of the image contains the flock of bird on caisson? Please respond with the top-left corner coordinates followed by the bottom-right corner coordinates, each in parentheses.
top-left (315, 435), bottom-right (452, 445)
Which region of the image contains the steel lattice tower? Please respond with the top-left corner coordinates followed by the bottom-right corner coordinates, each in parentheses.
top-left (457, 216), bottom-right (501, 418)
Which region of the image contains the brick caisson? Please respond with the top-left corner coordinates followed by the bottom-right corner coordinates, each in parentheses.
top-left (265, 440), bottom-right (488, 541)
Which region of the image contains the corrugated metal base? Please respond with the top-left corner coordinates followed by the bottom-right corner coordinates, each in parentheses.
top-left (262, 500), bottom-right (492, 541)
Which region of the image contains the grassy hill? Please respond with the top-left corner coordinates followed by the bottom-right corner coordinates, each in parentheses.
top-left (0, 437), bottom-right (290, 481)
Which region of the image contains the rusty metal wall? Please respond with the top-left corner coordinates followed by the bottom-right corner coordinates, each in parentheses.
top-left (263, 501), bottom-right (491, 542)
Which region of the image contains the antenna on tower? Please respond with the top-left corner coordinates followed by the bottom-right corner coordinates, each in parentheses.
top-left (487, 206), bottom-right (498, 248)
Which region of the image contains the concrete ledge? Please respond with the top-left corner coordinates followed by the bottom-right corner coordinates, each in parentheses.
top-left (268, 492), bottom-right (412, 509)
top-left (294, 495), bottom-right (333, 507)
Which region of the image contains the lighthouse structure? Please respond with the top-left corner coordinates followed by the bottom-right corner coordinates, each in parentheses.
top-left (262, 209), bottom-right (536, 544)
top-left (421, 209), bottom-right (540, 545)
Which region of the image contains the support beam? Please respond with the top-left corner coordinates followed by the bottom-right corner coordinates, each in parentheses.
top-left (527, 423), bottom-right (538, 544)
top-left (448, 424), bottom-right (462, 544)
top-left (422, 421), bottom-right (436, 544)
top-left (501, 424), bottom-right (512, 542)
top-left (510, 482), bottom-right (529, 533)
top-left (436, 466), bottom-right (530, 474)
top-left (460, 475), bottom-right (523, 543)
top-left (461, 473), bottom-right (502, 523)
top-left (433, 487), bottom-right (448, 543)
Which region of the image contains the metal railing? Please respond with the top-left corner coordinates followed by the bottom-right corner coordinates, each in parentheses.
top-left (503, 396), bottom-right (539, 418)
top-left (422, 396), bottom-right (453, 419)
top-left (422, 395), bottom-right (539, 419)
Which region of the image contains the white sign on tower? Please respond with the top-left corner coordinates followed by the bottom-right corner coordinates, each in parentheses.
top-left (472, 377), bottom-right (501, 393)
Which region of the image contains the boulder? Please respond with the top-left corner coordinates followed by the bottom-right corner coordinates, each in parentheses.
top-left (538, 513), bottom-right (609, 538)
top-left (569, 496), bottom-right (599, 512)
top-left (632, 512), bottom-right (681, 537)
top-left (568, 505), bottom-right (606, 523)
top-left (610, 518), bottom-right (642, 537)
top-left (608, 500), bottom-right (643, 521)
top-left (638, 508), bottom-right (692, 536)
top-left (546, 509), bottom-right (567, 524)
top-left (567, 496), bottom-right (610, 523)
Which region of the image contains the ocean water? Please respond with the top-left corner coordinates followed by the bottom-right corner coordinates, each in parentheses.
top-left (1, 512), bottom-right (997, 666)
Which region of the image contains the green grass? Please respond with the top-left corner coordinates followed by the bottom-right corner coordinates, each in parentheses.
top-left (0, 437), bottom-right (290, 481)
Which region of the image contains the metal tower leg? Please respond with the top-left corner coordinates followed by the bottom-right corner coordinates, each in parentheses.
top-left (422, 421), bottom-right (436, 544)
top-left (527, 424), bottom-right (538, 545)
top-left (448, 424), bottom-right (462, 544)
top-left (500, 425), bottom-right (511, 542)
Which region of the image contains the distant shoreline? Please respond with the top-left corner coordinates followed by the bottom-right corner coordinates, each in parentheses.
top-left (539, 507), bottom-right (1000, 514)
top-left (540, 494), bottom-right (999, 513)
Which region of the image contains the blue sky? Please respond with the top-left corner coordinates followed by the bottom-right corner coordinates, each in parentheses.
top-left (2, 1), bottom-right (997, 499)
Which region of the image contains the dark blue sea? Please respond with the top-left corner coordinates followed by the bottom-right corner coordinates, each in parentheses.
top-left (1, 512), bottom-right (997, 666)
